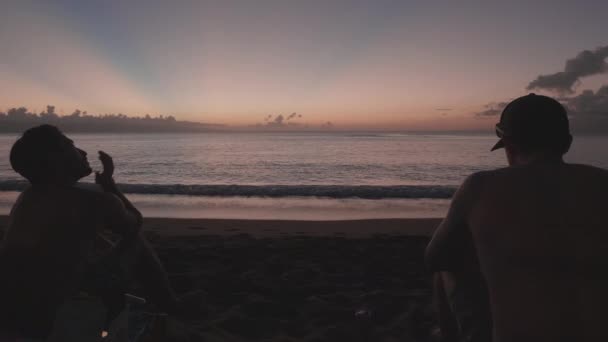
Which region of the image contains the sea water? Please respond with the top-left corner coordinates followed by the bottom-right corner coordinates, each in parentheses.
top-left (1, 132), bottom-right (606, 219)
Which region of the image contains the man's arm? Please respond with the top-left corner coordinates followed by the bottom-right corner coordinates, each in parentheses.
top-left (425, 173), bottom-right (479, 272)
top-left (96, 151), bottom-right (142, 250)
top-left (99, 192), bottom-right (141, 235)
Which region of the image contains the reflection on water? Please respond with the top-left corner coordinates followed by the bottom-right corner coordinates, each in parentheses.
top-left (0, 133), bottom-right (604, 220)
top-left (0, 133), bottom-right (606, 187)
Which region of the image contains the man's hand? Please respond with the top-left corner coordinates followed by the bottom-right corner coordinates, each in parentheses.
top-left (95, 150), bottom-right (116, 191)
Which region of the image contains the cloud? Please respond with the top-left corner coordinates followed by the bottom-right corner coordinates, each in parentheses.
top-left (527, 46), bottom-right (608, 93)
top-left (566, 85), bottom-right (608, 116)
top-left (435, 108), bottom-right (453, 116)
top-left (271, 114), bottom-right (285, 125)
top-left (474, 102), bottom-right (509, 117)
top-left (475, 46), bottom-right (608, 129)
top-left (258, 112), bottom-right (305, 127)
top-left (475, 86), bottom-right (608, 127)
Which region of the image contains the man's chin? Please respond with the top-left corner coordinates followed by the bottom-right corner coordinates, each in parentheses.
top-left (79, 166), bottom-right (93, 179)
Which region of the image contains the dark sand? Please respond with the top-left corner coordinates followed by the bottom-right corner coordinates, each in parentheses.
top-left (0, 216), bottom-right (441, 341)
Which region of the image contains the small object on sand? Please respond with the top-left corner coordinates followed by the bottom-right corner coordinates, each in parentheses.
top-left (355, 308), bottom-right (373, 318)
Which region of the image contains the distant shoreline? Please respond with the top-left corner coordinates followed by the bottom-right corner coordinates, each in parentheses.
top-left (0, 106), bottom-right (222, 133)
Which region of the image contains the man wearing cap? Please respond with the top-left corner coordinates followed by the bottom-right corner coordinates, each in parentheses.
top-left (426, 94), bottom-right (608, 341)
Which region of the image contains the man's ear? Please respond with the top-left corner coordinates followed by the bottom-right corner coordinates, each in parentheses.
top-left (45, 150), bottom-right (67, 181)
top-left (502, 140), bottom-right (518, 166)
top-left (502, 139), bottom-right (515, 153)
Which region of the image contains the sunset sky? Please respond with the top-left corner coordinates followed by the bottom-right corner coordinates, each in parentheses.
top-left (1, 0), bottom-right (607, 130)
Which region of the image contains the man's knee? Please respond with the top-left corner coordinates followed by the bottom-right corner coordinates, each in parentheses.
top-left (433, 272), bottom-right (460, 342)
top-left (433, 271), bottom-right (492, 342)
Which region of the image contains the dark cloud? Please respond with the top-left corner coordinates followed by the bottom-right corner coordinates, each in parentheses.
top-left (254, 113), bottom-right (333, 130)
top-left (473, 45), bottom-right (608, 132)
top-left (272, 114), bottom-right (285, 125)
top-left (527, 46), bottom-right (608, 93)
top-left (564, 85), bottom-right (608, 132)
top-left (258, 112), bottom-right (305, 128)
top-left (474, 102), bottom-right (509, 117)
top-left (473, 86), bottom-right (608, 133)
top-left (566, 85), bottom-right (608, 116)
top-left (475, 85), bottom-right (608, 118)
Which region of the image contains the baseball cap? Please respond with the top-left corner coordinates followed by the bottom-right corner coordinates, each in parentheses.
top-left (491, 93), bottom-right (570, 151)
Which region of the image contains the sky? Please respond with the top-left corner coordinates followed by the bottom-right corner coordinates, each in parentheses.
top-left (1, 0), bottom-right (607, 131)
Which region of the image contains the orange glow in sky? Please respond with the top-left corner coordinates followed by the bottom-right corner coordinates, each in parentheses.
top-left (1, 1), bottom-right (607, 130)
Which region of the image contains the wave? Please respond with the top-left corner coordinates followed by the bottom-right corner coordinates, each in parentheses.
top-left (0, 180), bottom-right (456, 199)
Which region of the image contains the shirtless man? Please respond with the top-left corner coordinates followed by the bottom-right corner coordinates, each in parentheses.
top-left (426, 94), bottom-right (608, 342)
top-left (0, 125), bottom-right (180, 339)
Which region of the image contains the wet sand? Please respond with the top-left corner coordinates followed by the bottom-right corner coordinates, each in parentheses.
top-left (0, 216), bottom-right (441, 341)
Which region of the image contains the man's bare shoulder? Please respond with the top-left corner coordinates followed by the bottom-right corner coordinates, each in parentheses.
top-left (67, 183), bottom-right (108, 199)
top-left (68, 184), bottom-right (125, 208)
top-left (473, 163), bottom-right (608, 180)
top-left (12, 185), bottom-right (103, 210)
top-left (564, 164), bottom-right (608, 191)
top-left (460, 170), bottom-right (493, 190)
top-left (476, 166), bottom-right (519, 179)
top-left (566, 163), bottom-right (608, 177)
top-left (467, 167), bottom-right (523, 189)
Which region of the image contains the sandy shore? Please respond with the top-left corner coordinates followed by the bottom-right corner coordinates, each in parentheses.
top-left (141, 217), bottom-right (440, 238)
top-left (0, 216), bottom-right (440, 238)
top-left (0, 216), bottom-right (440, 341)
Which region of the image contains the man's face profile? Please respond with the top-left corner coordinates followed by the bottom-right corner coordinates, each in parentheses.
top-left (10, 125), bottom-right (93, 185)
top-left (56, 136), bottom-right (92, 182)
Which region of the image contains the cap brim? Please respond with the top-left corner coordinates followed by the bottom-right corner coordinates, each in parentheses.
top-left (491, 139), bottom-right (504, 151)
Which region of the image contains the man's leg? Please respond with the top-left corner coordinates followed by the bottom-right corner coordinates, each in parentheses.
top-left (119, 234), bottom-right (179, 313)
top-left (434, 272), bottom-right (460, 342)
top-left (433, 271), bottom-right (492, 342)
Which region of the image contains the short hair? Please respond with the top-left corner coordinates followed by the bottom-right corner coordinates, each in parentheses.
top-left (10, 125), bottom-right (67, 184)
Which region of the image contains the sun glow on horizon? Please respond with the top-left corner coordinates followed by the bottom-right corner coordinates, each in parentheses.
top-left (2, 1), bottom-right (607, 131)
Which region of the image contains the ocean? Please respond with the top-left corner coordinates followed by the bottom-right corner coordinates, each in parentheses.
top-left (1, 132), bottom-right (606, 220)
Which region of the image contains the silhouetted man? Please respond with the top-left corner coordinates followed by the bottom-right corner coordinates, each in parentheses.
top-left (426, 94), bottom-right (608, 342)
top-left (0, 125), bottom-right (180, 339)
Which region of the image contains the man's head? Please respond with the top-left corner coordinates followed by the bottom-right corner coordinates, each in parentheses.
top-left (491, 93), bottom-right (572, 165)
top-left (10, 125), bottom-right (92, 185)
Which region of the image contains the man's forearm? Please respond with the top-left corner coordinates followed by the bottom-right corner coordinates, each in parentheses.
top-left (103, 181), bottom-right (143, 253)
top-left (101, 179), bottom-right (143, 228)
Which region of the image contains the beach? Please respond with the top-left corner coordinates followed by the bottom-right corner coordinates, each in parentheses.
top-left (2, 3), bottom-right (607, 340)
top-left (0, 216), bottom-right (440, 341)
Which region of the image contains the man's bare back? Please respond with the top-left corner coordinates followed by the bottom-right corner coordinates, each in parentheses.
top-left (428, 162), bottom-right (608, 341)
top-left (468, 162), bottom-right (608, 341)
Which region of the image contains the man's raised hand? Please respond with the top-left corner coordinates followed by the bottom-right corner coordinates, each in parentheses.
top-left (95, 150), bottom-right (116, 191)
